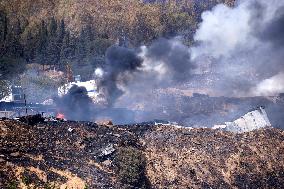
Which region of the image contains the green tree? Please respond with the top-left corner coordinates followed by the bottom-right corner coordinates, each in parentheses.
top-left (0, 57), bottom-right (26, 80)
top-left (46, 17), bottom-right (60, 68)
top-left (59, 30), bottom-right (71, 69)
top-left (36, 20), bottom-right (48, 68)
top-left (0, 10), bottom-right (8, 41)
top-left (114, 147), bottom-right (149, 188)
top-left (75, 28), bottom-right (89, 64)
top-left (49, 17), bottom-right (57, 37)
top-left (23, 30), bottom-right (36, 62)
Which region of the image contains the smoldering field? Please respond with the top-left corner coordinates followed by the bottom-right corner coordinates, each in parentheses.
top-left (54, 0), bottom-right (284, 127)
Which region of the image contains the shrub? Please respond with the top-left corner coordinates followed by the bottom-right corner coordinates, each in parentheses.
top-left (7, 180), bottom-right (18, 189)
top-left (114, 147), bottom-right (150, 189)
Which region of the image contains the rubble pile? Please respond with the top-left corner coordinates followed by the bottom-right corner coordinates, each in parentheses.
top-left (1, 119), bottom-right (284, 188)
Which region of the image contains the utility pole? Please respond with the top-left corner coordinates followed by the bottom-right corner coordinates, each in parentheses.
top-left (24, 94), bottom-right (27, 116)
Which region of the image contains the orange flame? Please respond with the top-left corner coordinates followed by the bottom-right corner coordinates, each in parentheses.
top-left (56, 113), bottom-right (65, 119)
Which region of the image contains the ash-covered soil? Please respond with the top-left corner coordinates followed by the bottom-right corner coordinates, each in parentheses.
top-left (1, 119), bottom-right (284, 189)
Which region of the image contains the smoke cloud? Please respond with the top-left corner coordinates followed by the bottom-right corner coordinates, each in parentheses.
top-left (191, 0), bottom-right (284, 96)
top-left (97, 38), bottom-right (195, 107)
top-left (92, 0), bottom-right (284, 124)
top-left (142, 38), bottom-right (195, 82)
top-left (252, 72), bottom-right (284, 96)
top-left (55, 85), bottom-right (93, 121)
top-left (98, 0), bottom-right (284, 108)
top-left (96, 46), bottom-right (143, 106)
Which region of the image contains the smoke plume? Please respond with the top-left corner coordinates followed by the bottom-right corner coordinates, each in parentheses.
top-left (142, 38), bottom-right (195, 82)
top-left (252, 72), bottom-right (284, 96)
top-left (99, 0), bottom-right (284, 108)
top-left (191, 0), bottom-right (284, 96)
top-left (96, 46), bottom-right (143, 106)
top-left (97, 38), bottom-right (195, 107)
top-left (55, 85), bottom-right (93, 121)
top-left (94, 0), bottom-right (284, 124)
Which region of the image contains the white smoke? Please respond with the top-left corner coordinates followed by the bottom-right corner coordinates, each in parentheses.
top-left (252, 72), bottom-right (284, 96)
top-left (191, 3), bottom-right (253, 59)
top-left (138, 46), bottom-right (167, 80)
top-left (94, 67), bottom-right (104, 78)
top-left (95, 0), bottom-right (284, 121)
top-left (191, 0), bottom-right (284, 97)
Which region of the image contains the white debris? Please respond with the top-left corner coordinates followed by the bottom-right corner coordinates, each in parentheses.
top-left (216, 107), bottom-right (272, 133)
top-left (42, 99), bottom-right (54, 105)
top-left (212, 124), bottom-right (227, 130)
top-left (154, 120), bottom-right (179, 126)
top-left (154, 120), bottom-right (170, 126)
top-left (174, 125), bottom-right (194, 131)
top-left (68, 127), bottom-right (74, 132)
top-left (101, 144), bottom-right (116, 156)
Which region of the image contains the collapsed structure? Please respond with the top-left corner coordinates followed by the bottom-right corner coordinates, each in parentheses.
top-left (214, 107), bottom-right (272, 133)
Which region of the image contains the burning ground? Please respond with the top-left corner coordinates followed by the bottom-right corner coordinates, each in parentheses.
top-left (1, 119), bottom-right (284, 188)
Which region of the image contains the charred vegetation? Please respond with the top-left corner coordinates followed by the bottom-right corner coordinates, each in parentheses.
top-left (1, 119), bottom-right (284, 188)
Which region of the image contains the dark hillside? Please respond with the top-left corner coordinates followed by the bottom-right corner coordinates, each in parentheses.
top-left (1, 119), bottom-right (284, 188)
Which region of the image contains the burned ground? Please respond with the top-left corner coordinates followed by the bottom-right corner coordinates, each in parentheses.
top-left (0, 119), bottom-right (284, 188)
top-left (144, 126), bottom-right (284, 188)
top-left (0, 119), bottom-right (150, 188)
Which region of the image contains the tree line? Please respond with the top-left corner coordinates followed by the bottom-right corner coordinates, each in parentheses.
top-left (0, 0), bottom-right (235, 98)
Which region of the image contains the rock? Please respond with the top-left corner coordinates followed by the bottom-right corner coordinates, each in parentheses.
top-left (68, 127), bottom-right (74, 132)
top-left (113, 134), bottom-right (121, 137)
top-left (101, 144), bottom-right (116, 156)
top-left (10, 152), bottom-right (20, 157)
top-left (96, 120), bottom-right (113, 126)
top-left (102, 160), bottom-right (112, 166)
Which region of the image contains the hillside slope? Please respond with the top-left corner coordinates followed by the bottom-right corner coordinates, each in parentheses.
top-left (1, 119), bottom-right (284, 188)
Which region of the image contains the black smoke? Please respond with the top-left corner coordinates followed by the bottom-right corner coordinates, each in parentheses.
top-left (96, 38), bottom-right (197, 117)
top-left (55, 85), bottom-right (93, 121)
top-left (145, 38), bottom-right (195, 81)
top-left (259, 6), bottom-right (284, 48)
top-left (97, 45), bottom-right (143, 106)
